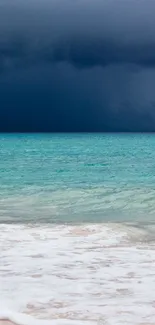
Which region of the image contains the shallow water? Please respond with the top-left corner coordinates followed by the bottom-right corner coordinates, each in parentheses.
top-left (1, 133), bottom-right (155, 223)
top-left (1, 134), bottom-right (155, 324)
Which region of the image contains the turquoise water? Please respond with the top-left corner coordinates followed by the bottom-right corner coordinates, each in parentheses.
top-left (0, 133), bottom-right (155, 224)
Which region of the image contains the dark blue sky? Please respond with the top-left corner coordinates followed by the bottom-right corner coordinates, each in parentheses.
top-left (0, 0), bottom-right (155, 132)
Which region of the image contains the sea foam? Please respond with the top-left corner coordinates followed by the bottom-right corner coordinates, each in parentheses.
top-left (1, 223), bottom-right (155, 325)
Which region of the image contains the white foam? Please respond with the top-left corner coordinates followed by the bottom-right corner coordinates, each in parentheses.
top-left (1, 223), bottom-right (155, 325)
top-left (0, 308), bottom-right (93, 325)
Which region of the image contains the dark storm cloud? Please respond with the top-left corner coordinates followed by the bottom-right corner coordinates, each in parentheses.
top-left (1, 0), bottom-right (155, 132)
top-left (1, 0), bottom-right (155, 71)
top-left (1, 34), bottom-right (155, 72)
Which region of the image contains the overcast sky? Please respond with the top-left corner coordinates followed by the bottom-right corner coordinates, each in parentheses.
top-left (0, 0), bottom-right (155, 132)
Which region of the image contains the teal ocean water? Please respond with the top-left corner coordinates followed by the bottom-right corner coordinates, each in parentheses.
top-left (2, 134), bottom-right (155, 325)
top-left (0, 133), bottom-right (155, 224)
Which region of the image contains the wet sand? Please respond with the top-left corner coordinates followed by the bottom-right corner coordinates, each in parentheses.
top-left (0, 321), bottom-right (16, 325)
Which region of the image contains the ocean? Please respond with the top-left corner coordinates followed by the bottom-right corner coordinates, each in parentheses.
top-left (1, 133), bottom-right (155, 325)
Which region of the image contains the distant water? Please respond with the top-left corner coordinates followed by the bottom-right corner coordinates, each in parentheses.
top-left (1, 133), bottom-right (155, 325)
top-left (1, 133), bottom-right (155, 224)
